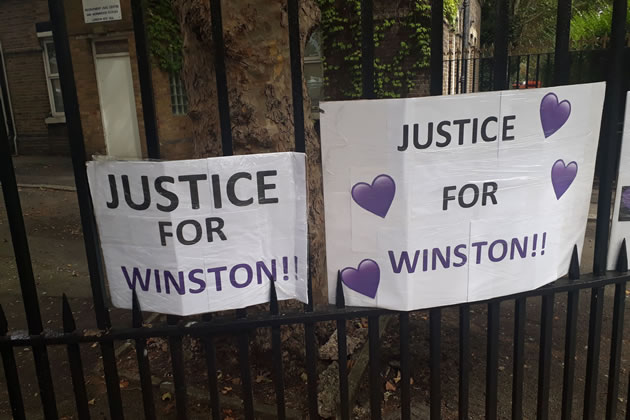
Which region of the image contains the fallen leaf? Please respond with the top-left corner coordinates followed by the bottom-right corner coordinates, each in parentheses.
top-left (410, 377), bottom-right (414, 385)
top-left (161, 392), bottom-right (172, 401)
top-left (393, 370), bottom-right (401, 383)
top-left (385, 381), bottom-right (396, 391)
top-left (231, 377), bottom-right (241, 385)
top-left (221, 386), bottom-right (232, 395)
top-left (88, 398), bottom-right (96, 406)
top-left (119, 379), bottom-right (129, 389)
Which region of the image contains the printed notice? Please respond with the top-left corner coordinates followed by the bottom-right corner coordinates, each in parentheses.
top-left (83, 0), bottom-right (122, 24)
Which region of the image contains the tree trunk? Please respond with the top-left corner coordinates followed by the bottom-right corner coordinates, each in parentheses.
top-left (173, 0), bottom-right (327, 304)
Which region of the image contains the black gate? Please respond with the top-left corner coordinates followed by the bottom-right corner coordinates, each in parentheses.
top-left (0, 0), bottom-right (629, 419)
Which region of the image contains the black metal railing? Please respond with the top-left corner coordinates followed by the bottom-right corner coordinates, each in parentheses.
top-left (0, 0), bottom-right (628, 419)
top-left (444, 47), bottom-right (630, 95)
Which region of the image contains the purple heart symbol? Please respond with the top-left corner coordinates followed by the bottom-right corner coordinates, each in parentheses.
top-left (351, 174), bottom-right (396, 218)
top-left (340, 259), bottom-right (380, 299)
top-left (551, 159), bottom-right (578, 199)
top-left (622, 188), bottom-right (630, 210)
top-left (540, 92), bottom-right (571, 138)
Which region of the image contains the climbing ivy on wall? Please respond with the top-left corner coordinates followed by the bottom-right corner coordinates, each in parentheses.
top-left (145, 0), bottom-right (183, 74)
top-left (444, 0), bottom-right (460, 26)
top-left (319, 0), bottom-right (447, 99)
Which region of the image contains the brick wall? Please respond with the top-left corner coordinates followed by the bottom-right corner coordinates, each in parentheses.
top-left (153, 68), bottom-right (194, 159)
top-left (0, 0), bottom-right (69, 155)
top-left (0, 0), bottom-right (194, 158)
top-left (442, 0), bottom-right (482, 94)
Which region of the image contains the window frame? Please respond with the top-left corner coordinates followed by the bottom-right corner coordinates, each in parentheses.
top-left (169, 73), bottom-right (189, 116)
top-left (41, 38), bottom-right (64, 117)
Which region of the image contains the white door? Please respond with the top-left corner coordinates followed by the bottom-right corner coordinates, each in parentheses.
top-left (94, 49), bottom-right (141, 159)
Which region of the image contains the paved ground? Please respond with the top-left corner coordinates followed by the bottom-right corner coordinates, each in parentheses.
top-left (0, 155), bottom-right (621, 419)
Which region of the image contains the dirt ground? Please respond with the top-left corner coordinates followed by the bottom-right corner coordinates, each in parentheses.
top-left (1, 157), bottom-right (629, 419)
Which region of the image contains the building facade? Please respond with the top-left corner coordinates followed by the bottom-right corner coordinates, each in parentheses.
top-left (0, 0), bottom-right (192, 158)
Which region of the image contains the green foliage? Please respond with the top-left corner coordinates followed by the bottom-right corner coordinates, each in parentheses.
top-left (319, 0), bottom-right (432, 99)
top-left (480, 0), bottom-right (619, 54)
top-left (146, 0), bottom-right (183, 74)
top-left (571, 3), bottom-right (630, 49)
top-left (444, 0), bottom-right (460, 26)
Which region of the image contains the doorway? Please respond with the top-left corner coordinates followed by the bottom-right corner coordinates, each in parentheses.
top-left (93, 39), bottom-right (141, 159)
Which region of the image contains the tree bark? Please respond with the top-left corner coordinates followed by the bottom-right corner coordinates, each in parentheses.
top-left (173, 0), bottom-right (327, 304)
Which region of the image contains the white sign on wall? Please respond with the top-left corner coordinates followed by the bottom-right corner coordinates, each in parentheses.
top-left (83, 0), bottom-right (122, 24)
top-left (321, 83), bottom-right (606, 310)
top-left (87, 153), bottom-right (308, 315)
top-left (607, 92), bottom-right (630, 270)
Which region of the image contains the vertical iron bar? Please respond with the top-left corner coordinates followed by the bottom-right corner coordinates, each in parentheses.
top-left (400, 312), bottom-right (411, 420)
top-left (535, 54), bottom-right (541, 87)
top-left (167, 315), bottom-right (188, 420)
top-left (368, 315), bottom-right (381, 420)
top-left (47, 0), bottom-right (125, 417)
top-left (448, 60), bottom-right (453, 94)
top-left (269, 281), bottom-right (286, 420)
top-left (593, 0), bottom-right (627, 274)
top-left (0, 304), bottom-right (25, 420)
top-left (431, 0), bottom-right (444, 96)
top-left (304, 261), bottom-right (318, 418)
top-left (472, 58), bottom-right (477, 92)
top-left (561, 290), bottom-right (579, 420)
top-left (561, 247), bottom-right (580, 420)
top-left (493, 0), bottom-right (509, 90)
top-left (0, 66), bottom-right (58, 420)
top-left (62, 295), bottom-right (91, 420)
top-left (479, 58), bottom-right (485, 92)
top-left (605, 282), bottom-right (626, 420)
top-left (515, 56), bottom-right (521, 88)
top-left (131, 0), bottom-right (160, 158)
top-left (236, 309), bottom-right (254, 420)
top-left (554, 0), bottom-right (572, 85)
top-left (525, 54), bottom-right (530, 88)
top-left (430, 308), bottom-right (441, 420)
top-left (456, 56), bottom-right (461, 94)
top-left (361, 0), bottom-right (375, 98)
top-left (512, 298), bottom-right (525, 420)
top-left (131, 292), bottom-right (156, 420)
top-left (583, 287), bottom-right (605, 420)
top-left (486, 301), bottom-right (500, 420)
top-left (287, 0), bottom-right (306, 153)
top-left (202, 314), bottom-right (221, 420)
top-left (209, 0), bottom-right (233, 155)
top-left (536, 294), bottom-right (554, 420)
top-left (459, 304), bottom-right (470, 420)
top-left (336, 274), bottom-right (350, 420)
top-left (545, 53), bottom-right (552, 86)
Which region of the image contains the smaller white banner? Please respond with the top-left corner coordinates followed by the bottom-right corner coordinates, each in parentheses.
top-left (607, 92), bottom-right (630, 270)
top-left (83, 0), bottom-right (122, 24)
top-left (87, 153), bottom-right (308, 315)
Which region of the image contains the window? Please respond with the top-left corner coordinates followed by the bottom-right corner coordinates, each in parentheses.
top-left (169, 73), bottom-right (188, 115)
top-left (304, 30), bottom-right (323, 118)
top-left (42, 39), bottom-right (64, 115)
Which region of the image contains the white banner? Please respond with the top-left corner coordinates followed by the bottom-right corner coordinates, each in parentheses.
top-left (82, 0), bottom-right (122, 24)
top-left (87, 153), bottom-right (308, 315)
top-left (321, 83), bottom-right (606, 310)
top-left (607, 92), bottom-right (630, 270)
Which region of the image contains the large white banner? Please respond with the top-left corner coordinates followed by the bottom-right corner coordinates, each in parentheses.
top-left (321, 83), bottom-right (606, 310)
top-left (87, 153), bottom-right (308, 315)
top-left (607, 92), bottom-right (630, 270)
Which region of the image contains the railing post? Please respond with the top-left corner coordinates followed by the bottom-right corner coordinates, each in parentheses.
top-left (553, 0), bottom-right (572, 85)
top-left (131, 0), bottom-right (160, 159)
top-left (47, 0), bottom-right (124, 417)
top-left (593, 0), bottom-right (628, 275)
top-left (492, 0), bottom-right (509, 90)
